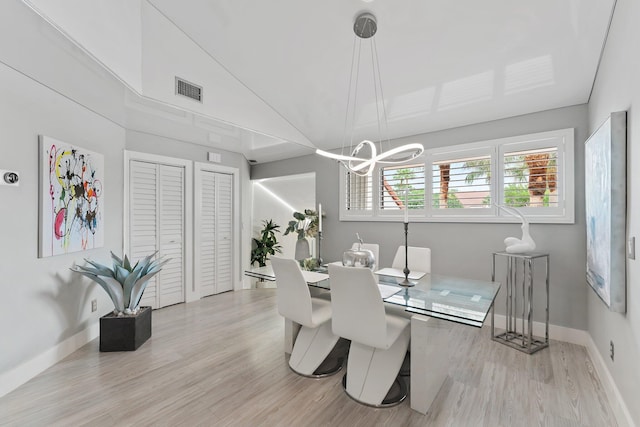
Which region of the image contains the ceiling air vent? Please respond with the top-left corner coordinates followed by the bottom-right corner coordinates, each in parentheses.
top-left (175, 77), bottom-right (203, 102)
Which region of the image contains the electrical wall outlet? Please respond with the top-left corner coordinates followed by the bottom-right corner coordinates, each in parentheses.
top-left (610, 340), bottom-right (614, 361)
top-left (91, 299), bottom-right (97, 312)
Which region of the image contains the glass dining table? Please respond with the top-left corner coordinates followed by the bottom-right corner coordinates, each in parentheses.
top-left (244, 264), bottom-right (500, 414)
top-left (245, 265), bottom-right (500, 328)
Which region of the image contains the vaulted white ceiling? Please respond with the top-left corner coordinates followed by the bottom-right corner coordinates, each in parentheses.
top-left (24, 0), bottom-right (615, 163)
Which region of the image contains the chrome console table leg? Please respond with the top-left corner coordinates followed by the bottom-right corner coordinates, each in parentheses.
top-left (491, 252), bottom-right (549, 354)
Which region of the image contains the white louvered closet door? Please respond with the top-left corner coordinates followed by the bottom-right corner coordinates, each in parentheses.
top-left (158, 164), bottom-right (185, 307)
top-left (130, 160), bottom-right (159, 308)
top-left (129, 160), bottom-right (185, 309)
top-left (199, 171), bottom-right (233, 297)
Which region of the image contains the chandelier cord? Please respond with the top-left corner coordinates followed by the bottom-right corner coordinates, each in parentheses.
top-left (350, 37), bottom-right (363, 155)
top-left (341, 31), bottom-right (359, 159)
top-left (372, 36), bottom-right (392, 153)
top-left (369, 36), bottom-right (382, 149)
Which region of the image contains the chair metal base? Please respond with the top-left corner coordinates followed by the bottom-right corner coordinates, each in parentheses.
top-left (290, 338), bottom-right (349, 378)
top-left (341, 374), bottom-right (408, 408)
top-left (399, 351), bottom-right (410, 376)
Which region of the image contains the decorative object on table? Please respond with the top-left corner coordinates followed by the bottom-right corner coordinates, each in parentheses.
top-left (342, 233), bottom-right (376, 270)
top-left (70, 251), bottom-right (169, 351)
top-left (251, 219), bottom-right (283, 267)
top-left (39, 135), bottom-right (104, 258)
top-left (496, 204), bottom-right (536, 254)
top-left (350, 240), bottom-right (379, 267)
top-left (401, 190), bottom-right (414, 287)
top-left (294, 238), bottom-right (311, 261)
top-left (315, 12), bottom-right (423, 176)
top-left (284, 208), bottom-right (320, 269)
top-left (585, 111), bottom-right (627, 313)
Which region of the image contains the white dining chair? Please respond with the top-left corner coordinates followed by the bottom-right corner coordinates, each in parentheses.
top-left (328, 264), bottom-right (410, 406)
top-left (392, 246), bottom-right (431, 274)
top-left (271, 257), bottom-right (341, 377)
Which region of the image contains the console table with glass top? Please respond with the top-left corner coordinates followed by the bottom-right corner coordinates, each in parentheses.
top-left (244, 266), bottom-right (500, 414)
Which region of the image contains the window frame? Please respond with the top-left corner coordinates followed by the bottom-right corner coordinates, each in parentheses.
top-left (339, 128), bottom-right (575, 224)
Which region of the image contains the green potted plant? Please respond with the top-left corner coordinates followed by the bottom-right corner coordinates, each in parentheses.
top-left (70, 251), bottom-right (169, 352)
top-left (250, 219), bottom-right (283, 267)
top-left (284, 209), bottom-right (319, 269)
top-left (284, 209), bottom-right (319, 240)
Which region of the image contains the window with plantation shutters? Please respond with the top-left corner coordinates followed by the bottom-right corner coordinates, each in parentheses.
top-left (380, 164), bottom-right (425, 211)
top-left (502, 147), bottom-right (558, 208)
top-left (432, 154), bottom-right (491, 211)
top-left (339, 128), bottom-right (574, 223)
top-left (345, 171), bottom-right (372, 213)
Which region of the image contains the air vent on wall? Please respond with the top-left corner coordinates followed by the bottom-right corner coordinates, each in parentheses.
top-left (175, 77), bottom-right (203, 102)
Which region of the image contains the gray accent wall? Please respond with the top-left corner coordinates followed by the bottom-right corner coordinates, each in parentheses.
top-left (0, 2), bottom-right (126, 377)
top-left (252, 104), bottom-right (590, 331)
top-left (587, 0), bottom-right (640, 423)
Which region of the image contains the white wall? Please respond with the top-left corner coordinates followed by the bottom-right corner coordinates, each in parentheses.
top-left (139, 1), bottom-right (310, 146)
top-left (0, 3), bottom-right (126, 391)
top-left (25, 0), bottom-right (143, 92)
top-left (587, 0), bottom-right (640, 424)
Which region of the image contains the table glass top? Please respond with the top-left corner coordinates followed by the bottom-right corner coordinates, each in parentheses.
top-left (244, 265), bottom-right (500, 328)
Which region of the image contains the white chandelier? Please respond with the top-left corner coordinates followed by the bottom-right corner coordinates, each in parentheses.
top-left (316, 12), bottom-right (424, 176)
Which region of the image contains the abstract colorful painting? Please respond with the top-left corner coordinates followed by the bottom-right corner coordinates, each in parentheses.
top-left (585, 111), bottom-right (626, 313)
top-left (39, 136), bottom-right (104, 257)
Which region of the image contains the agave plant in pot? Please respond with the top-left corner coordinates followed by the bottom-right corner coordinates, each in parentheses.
top-left (71, 252), bottom-right (169, 352)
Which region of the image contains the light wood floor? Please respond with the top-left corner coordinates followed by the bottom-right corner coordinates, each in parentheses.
top-left (0, 290), bottom-right (618, 427)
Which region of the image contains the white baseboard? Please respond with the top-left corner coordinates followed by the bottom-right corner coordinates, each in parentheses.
top-left (584, 335), bottom-right (635, 427)
top-left (0, 322), bottom-right (99, 398)
top-left (491, 314), bottom-right (589, 346)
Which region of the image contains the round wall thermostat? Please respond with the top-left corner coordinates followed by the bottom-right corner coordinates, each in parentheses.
top-left (3, 171), bottom-right (19, 184)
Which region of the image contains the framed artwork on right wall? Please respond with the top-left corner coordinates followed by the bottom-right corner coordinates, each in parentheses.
top-left (585, 111), bottom-right (627, 313)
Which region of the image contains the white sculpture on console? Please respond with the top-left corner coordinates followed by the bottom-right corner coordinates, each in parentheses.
top-left (497, 205), bottom-right (536, 254)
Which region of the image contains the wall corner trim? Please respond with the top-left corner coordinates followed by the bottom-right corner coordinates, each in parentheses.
top-left (0, 322), bottom-right (99, 398)
top-left (585, 334), bottom-right (636, 427)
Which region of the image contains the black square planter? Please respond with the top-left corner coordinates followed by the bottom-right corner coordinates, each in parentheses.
top-left (99, 306), bottom-right (152, 352)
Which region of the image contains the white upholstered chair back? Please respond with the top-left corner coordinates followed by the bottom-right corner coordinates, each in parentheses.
top-left (271, 257), bottom-right (313, 327)
top-left (328, 264), bottom-right (388, 348)
top-left (391, 246), bottom-right (431, 273)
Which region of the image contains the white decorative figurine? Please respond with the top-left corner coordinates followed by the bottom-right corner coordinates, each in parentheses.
top-left (498, 205), bottom-right (536, 254)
